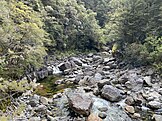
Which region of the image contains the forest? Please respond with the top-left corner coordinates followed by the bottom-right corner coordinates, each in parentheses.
top-left (0, 0), bottom-right (162, 121)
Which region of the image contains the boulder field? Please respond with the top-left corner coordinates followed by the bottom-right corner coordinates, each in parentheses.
top-left (4, 51), bottom-right (162, 121)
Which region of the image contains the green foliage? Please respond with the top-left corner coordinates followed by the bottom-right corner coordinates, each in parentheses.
top-left (13, 103), bottom-right (26, 116)
top-left (0, 103), bottom-right (26, 120)
top-left (21, 0), bottom-right (43, 11)
top-left (0, 0), bottom-right (49, 79)
top-left (123, 35), bottom-right (162, 72)
top-left (43, 0), bottom-right (103, 51)
top-left (0, 78), bottom-right (31, 111)
top-left (77, 0), bottom-right (111, 27)
top-left (0, 95), bottom-right (11, 112)
top-left (145, 36), bottom-right (162, 75)
top-left (0, 116), bottom-right (10, 121)
top-left (104, 0), bottom-right (162, 43)
top-left (124, 43), bottom-right (151, 66)
top-left (103, 0), bottom-right (162, 73)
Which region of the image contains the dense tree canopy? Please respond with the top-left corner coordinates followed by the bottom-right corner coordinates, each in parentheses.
top-left (42, 0), bottom-right (104, 51)
top-left (0, 0), bottom-right (162, 77)
top-left (103, 0), bottom-right (162, 72)
top-left (77, 0), bottom-right (111, 27)
top-left (0, 0), bottom-right (48, 78)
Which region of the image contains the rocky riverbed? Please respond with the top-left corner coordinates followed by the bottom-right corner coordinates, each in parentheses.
top-left (2, 51), bottom-right (162, 121)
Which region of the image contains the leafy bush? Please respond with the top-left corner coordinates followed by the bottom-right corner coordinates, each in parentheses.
top-left (124, 43), bottom-right (151, 67)
top-left (0, 0), bottom-right (49, 79)
top-left (145, 36), bottom-right (162, 75)
top-left (0, 103), bottom-right (26, 120)
top-left (0, 78), bottom-right (31, 111)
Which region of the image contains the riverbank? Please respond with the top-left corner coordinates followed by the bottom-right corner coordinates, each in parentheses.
top-left (1, 51), bottom-right (162, 121)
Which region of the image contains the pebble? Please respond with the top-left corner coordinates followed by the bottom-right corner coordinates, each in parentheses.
top-left (98, 112), bottom-right (107, 119)
top-left (148, 101), bottom-right (162, 109)
top-left (87, 113), bottom-right (102, 121)
top-left (133, 113), bottom-right (141, 118)
top-left (29, 117), bottom-right (41, 121)
top-left (40, 97), bottom-right (49, 105)
top-left (125, 96), bottom-right (134, 105)
top-left (98, 107), bottom-right (108, 112)
top-left (47, 115), bottom-right (55, 121)
top-left (125, 105), bottom-right (135, 114)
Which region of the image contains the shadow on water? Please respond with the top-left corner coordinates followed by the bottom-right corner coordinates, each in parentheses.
top-left (34, 75), bottom-right (76, 97)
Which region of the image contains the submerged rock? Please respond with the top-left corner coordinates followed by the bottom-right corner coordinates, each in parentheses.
top-left (91, 97), bottom-right (132, 121)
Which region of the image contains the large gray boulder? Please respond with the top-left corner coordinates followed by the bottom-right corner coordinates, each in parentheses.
top-left (125, 73), bottom-right (144, 91)
top-left (70, 57), bottom-right (83, 66)
top-left (67, 92), bottom-right (92, 116)
top-left (101, 85), bottom-right (123, 102)
top-left (58, 61), bottom-right (72, 71)
top-left (37, 70), bottom-right (48, 79)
